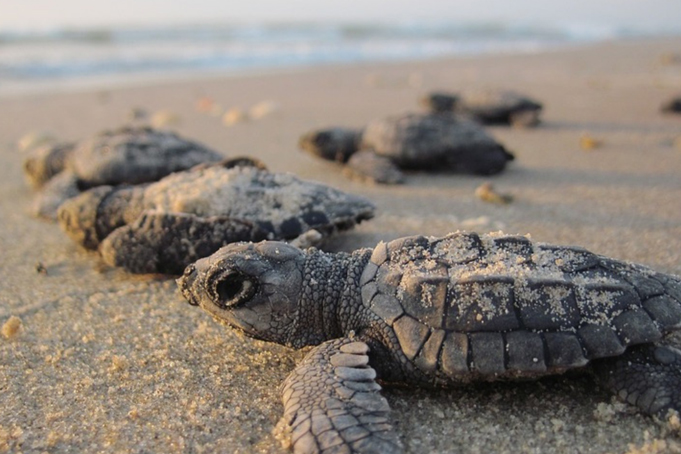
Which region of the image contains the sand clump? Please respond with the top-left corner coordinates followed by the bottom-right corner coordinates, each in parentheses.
top-left (2, 316), bottom-right (22, 339)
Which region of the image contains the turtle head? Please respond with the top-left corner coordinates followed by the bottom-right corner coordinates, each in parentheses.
top-left (298, 127), bottom-right (361, 163)
top-left (178, 241), bottom-right (307, 346)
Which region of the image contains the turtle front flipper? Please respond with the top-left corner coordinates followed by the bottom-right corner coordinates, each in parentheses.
top-left (280, 338), bottom-right (403, 454)
top-left (98, 211), bottom-right (271, 274)
top-left (592, 343), bottom-right (681, 419)
top-left (57, 184), bottom-right (146, 249)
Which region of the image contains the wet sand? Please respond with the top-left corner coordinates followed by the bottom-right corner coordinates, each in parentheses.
top-left (2, 37), bottom-right (681, 453)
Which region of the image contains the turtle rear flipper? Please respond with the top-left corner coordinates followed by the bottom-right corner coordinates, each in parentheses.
top-left (344, 150), bottom-right (405, 184)
top-left (98, 211), bottom-right (272, 274)
top-left (593, 343), bottom-right (681, 418)
top-left (280, 338), bottom-right (403, 454)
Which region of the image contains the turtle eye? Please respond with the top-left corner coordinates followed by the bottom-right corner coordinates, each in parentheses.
top-left (213, 272), bottom-right (256, 308)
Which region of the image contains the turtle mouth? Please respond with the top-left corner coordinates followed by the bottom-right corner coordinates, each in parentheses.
top-left (210, 313), bottom-right (267, 342)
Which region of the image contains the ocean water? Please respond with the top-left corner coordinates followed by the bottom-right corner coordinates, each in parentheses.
top-left (0, 21), bottom-right (671, 93)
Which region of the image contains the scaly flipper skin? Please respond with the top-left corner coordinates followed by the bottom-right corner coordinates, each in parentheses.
top-left (281, 339), bottom-right (402, 454)
top-left (593, 344), bottom-right (681, 418)
top-left (99, 211), bottom-right (270, 274)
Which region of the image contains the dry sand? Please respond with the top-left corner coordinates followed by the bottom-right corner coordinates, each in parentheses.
top-left (2, 37), bottom-right (681, 453)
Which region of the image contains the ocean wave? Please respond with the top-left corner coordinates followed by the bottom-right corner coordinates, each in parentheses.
top-left (0, 21), bottom-right (635, 45)
top-left (0, 20), bottom-right (676, 83)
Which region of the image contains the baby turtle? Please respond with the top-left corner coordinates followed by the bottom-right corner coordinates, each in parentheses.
top-left (299, 113), bottom-right (514, 184)
top-left (179, 231), bottom-right (681, 454)
top-left (661, 96), bottom-right (681, 114)
top-left (57, 160), bottom-right (375, 274)
top-left (421, 90), bottom-right (543, 127)
top-left (23, 126), bottom-right (223, 219)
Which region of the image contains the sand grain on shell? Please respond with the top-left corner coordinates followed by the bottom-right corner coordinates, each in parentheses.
top-left (142, 165), bottom-right (368, 225)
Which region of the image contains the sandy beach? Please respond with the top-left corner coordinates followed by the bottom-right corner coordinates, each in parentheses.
top-left (2, 36), bottom-right (681, 453)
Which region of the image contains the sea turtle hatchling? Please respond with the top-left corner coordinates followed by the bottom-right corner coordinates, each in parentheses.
top-left (179, 231), bottom-right (681, 453)
top-left (421, 90), bottom-right (543, 127)
top-left (299, 112), bottom-right (514, 184)
top-left (23, 126), bottom-right (223, 219)
top-left (661, 96), bottom-right (681, 114)
top-left (57, 160), bottom-right (375, 275)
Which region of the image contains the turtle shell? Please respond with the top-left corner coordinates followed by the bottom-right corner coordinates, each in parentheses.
top-left (359, 113), bottom-right (512, 174)
top-left (359, 232), bottom-right (681, 380)
top-left (69, 126), bottom-right (223, 187)
top-left (136, 163), bottom-right (376, 239)
top-left (58, 162), bottom-right (376, 273)
top-left (460, 90), bottom-right (542, 121)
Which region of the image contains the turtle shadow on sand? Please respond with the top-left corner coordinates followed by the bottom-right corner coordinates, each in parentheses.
top-left (538, 120), bottom-right (680, 134)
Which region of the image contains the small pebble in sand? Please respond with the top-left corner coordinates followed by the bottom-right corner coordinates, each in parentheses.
top-left (249, 100), bottom-right (279, 120)
top-left (2, 316), bottom-right (22, 339)
top-left (17, 131), bottom-right (56, 152)
top-left (659, 52), bottom-right (681, 66)
top-left (475, 182), bottom-right (513, 204)
top-left (109, 355), bottom-right (128, 372)
top-left (35, 262), bottom-right (47, 275)
top-left (151, 110), bottom-right (181, 128)
top-left (580, 133), bottom-right (604, 150)
top-left (195, 96), bottom-right (215, 112)
top-left (195, 97), bottom-right (223, 116)
top-left (223, 108), bottom-right (248, 126)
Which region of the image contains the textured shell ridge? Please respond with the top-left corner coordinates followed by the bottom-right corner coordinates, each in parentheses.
top-left (358, 231), bottom-right (681, 378)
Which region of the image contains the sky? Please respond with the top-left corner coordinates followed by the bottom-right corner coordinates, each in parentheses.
top-left (1, 0), bottom-right (680, 32)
